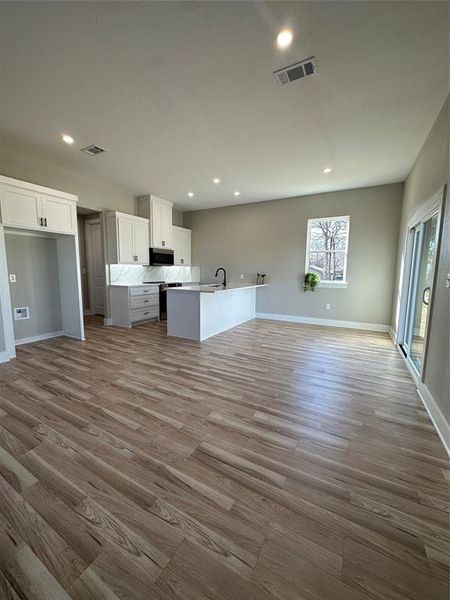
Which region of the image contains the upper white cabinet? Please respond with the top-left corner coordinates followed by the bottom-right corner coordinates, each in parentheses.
top-left (0, 177), bottom-right (77, 235)
top-left (172, 226), bottom-right (192, 266)
top-left (40, 194), bottom-right (77, 234)
top-left (106, 211), bottom-right (149, 265)
top-left (138, 195), bottom-right (173, 249)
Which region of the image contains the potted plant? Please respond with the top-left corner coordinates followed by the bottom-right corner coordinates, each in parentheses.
top-left (304, 272), bottom-right (320, 292)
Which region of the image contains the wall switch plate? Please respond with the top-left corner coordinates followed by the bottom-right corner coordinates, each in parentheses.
top-left (240, 274), bottom-right (244, 280)
top-left (9, 274), bottom-right (16, 283)
top-left (326, 303), bottom-right (331, 310)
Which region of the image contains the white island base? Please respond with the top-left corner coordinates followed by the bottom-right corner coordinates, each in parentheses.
top-left (167, 284), bottom-right (267, 341)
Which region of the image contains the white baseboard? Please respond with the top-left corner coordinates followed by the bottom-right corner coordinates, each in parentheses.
top-left (394, 340), bottom-right (450, 457)
top-left (417, 382), bottom-right (450, 457)
top-left (104, 318), bottom-right (112, 326)
top-left (389, 327), bottom-right (397, 344)
top-left (0, 349), bottom-right (11, 364)
top-left (255, 312), bottom-right (390, 332)
top-left (14, 331), bottom-right (64, 346)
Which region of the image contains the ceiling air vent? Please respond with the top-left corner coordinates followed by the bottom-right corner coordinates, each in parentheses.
top-left (273, 56), bottom-right (316, 86)
top-left (80, 144), bottom-right (106, 156)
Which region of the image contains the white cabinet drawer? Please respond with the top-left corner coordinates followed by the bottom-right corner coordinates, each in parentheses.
top-left (131, 307), bottom-right (159, 322)
top-left (130, 295), bottom-right (159, 310)
top-left (129, 286), bottom-right (159, 297)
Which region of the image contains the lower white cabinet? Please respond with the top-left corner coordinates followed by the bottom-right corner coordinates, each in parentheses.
top-left (0, 177), bottom-right (77, 235)
top-left (172, 226), bottom-right (192, 266)
top-left (110, 285), bottom-right (159, 327)
top-left (106, 211), bottom-right (149, 265)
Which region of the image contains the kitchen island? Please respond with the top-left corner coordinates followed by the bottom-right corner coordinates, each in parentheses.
top-left (166, 283), bottom-right (267, 341)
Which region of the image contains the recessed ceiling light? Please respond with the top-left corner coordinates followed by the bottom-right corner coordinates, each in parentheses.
top-left (323, 167), bottom-right (332, 174)
top-left (277, 29), bottom-right (293, 50)
top-left (234, 191), bottom-right (240, 197)
top-left (188, 192), bottom-right (194, 197)
top-left (61, 134), bottom-right (74, 145)
top-left (213, 178), bottom-right (221, 184)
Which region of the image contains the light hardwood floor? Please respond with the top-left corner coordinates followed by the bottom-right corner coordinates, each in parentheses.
top-left (0, 316), bottom-right (448, 599)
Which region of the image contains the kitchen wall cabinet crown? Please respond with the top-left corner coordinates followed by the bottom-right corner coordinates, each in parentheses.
top-left (138, 195), bottom-right (173, 249)
top-left (0, 176), bottom-right (77, 235)
top-left (172, 226), bottom-right (192, 266)
top-left (106, 211), bottom-right (149, 265)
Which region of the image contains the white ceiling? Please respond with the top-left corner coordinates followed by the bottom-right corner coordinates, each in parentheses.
top-left (0, 1), bottom-right (448, 210)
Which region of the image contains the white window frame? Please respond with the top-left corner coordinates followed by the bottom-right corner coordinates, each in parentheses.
top-left (305, 215), bottom-right (350, 288)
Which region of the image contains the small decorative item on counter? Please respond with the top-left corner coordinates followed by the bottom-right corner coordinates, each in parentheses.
top-left (304, 272), bottom-right (320, 292)
top-left (256, 273), bottom-right (261, 284)
top-left (260, 274), bottom-right (266, 284)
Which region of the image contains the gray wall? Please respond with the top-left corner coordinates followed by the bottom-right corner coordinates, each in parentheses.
top-left (391, 97), bottom-right (449, 422)
top-left (172, 210), bottom-right (184, 227)
top-left (185, 183), bottom-right (403, 326)
top-left (5, 234), bottom-right (62, 340)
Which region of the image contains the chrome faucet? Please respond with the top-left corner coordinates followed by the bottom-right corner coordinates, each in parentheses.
top-left (215, 267), bottom-right (227, 287)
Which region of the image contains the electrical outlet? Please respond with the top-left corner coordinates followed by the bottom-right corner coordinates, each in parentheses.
top-left (9, 274), bottom-right (16, 283)
top-left (326, 303), bottom-right (331, 310)
top-left (240, 273), bottom-right (244, 280)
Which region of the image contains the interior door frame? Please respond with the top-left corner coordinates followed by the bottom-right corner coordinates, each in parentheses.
top-left (84, 217), bottom-right (105, 316)
top-left (397, 186), bottom-right (445, 381)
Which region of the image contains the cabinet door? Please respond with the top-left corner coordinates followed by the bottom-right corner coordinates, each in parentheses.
top-left (173, 227), bottom-right (191, 265)
top-left (161, 203), bottom-right (173, 249)
top-left (0, 185), bottom-right (41, 230)
top-left (150, 200), bottom-right (162, 248)
top-left (117, 216), bottom-right (135, 263)
top-left (41, 195), bottom-right (77, 234)
top-left (133, 219), bottom-right (149, 264)
top-left (172, 227), bottom-right (182, 265)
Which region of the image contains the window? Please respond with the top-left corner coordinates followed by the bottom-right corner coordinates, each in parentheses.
top-left (305, 215), bottom-right (350, 285)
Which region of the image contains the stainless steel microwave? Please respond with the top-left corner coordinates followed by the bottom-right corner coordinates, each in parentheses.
top-left (149, 248), bottom-right (174, 266)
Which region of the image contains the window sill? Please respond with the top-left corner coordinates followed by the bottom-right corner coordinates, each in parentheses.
top-left (318, 282), bottom-right (348, 289)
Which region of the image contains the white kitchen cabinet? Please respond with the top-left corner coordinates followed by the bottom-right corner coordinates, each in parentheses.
top-left (106, 211), bottom-right (149, 265)
top-left (110, 284), bottom-right (159, 327)
top-left (172, 226), bottom-right (192, 266)
top-left (138, 195), bottom-right (173, 249)
top-left (0, 180), bottom-right (77, 235)
top-left (40, 194), bottom-right (77, 234)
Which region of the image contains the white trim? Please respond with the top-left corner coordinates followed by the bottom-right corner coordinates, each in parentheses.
top-left (0, 350), bottom-right (11, 364)
top-left (0, 225), bottom-right (16, 361)
top-left (255, 312), bottom-right (389, 332)
top-left (388, 328), bottom-right (397, 344)
top-left (318, 282), bottom-right (348, 289)
top-left (15, 330), bottom-right (64, 346)
top-left (104, 317), bottom-right (112, 326)
top-left (417, 384), bottom-right (450, 457)
top-left (396, 342), bottom-right (449, 457)
top-left (305, 214), bottom-right (350, 284)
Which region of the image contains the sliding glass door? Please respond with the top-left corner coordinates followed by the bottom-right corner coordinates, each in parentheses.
top-left (401, 211), bottom-right (439, 374)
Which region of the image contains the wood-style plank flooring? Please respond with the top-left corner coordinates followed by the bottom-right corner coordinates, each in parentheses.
top-left (0, 316), bottom-right (448, 599)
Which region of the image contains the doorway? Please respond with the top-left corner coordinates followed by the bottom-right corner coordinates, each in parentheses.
top-left (77, 209), bottom-right (105, 316)
top-left (399, 204), bottom-right (441, 376)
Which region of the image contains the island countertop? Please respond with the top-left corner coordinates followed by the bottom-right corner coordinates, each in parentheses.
top-left (167, 283), bottom-right (268, 293)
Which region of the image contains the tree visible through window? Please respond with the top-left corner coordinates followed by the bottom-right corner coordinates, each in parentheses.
top-left (305, 216), bottom-right (350, 282)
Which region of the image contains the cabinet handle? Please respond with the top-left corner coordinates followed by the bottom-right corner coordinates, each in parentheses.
top-left (162, 241), bottom-right (165, 247)
top-left (39, 217), bottom-right (43, 226)
top-left (144, 312), bottom-right (149, 315)
top-left (181, 258), bottom-right (184, 264)
top-left (44, 218), bottom-right (48, 227)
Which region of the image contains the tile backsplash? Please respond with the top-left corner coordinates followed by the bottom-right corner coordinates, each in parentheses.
top-left (109, 264), bottom-right (200, 285)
